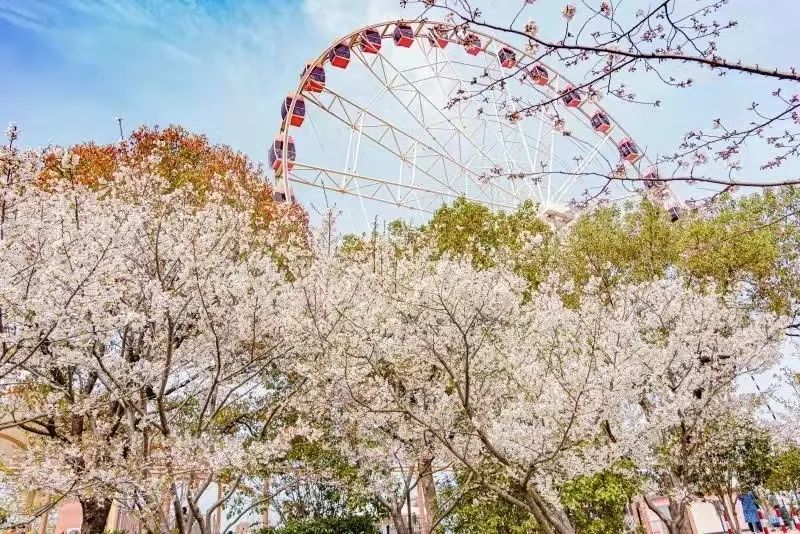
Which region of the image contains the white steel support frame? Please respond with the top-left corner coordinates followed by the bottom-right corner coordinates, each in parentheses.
top-left (350, 44), bottom-right (523, 204)
top-left (487, 44), bottom-right (539, 203)
top-left (280, 19), bottom-right (674, 218)
top-left (418, 40), bottom-right (521, 207)
top-left (300, 88), bottom-right (513, 211)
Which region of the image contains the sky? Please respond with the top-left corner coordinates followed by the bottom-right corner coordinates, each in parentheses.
top-left (0, 0), bottom-right (404, 155)
top-left (2, 0), bottom-right (797, 210)
top-left (2, 0), bottom-right (793, 388)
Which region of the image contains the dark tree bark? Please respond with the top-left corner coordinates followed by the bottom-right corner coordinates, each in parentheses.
top-left (79, 497), bottom-right (113, 534)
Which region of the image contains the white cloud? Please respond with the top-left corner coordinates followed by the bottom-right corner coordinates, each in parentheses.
top-left (303, 0), bottom-right (403, 37)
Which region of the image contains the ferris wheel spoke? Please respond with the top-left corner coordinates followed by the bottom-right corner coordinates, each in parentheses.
top-left (388, 58), bottom-right (463, 87)
top-left (447, 46), bottom-right (515, 178)
top-left (337, 53), bottom-right (524, 205)
top-left (553, 133), bottom-right (614, 205)
top-left (600, 191), bottom-right (640, 205)
top-left (513, 70), bottom-right (624, 204)
top-left (518, 74), bottom-right (627, 178)
top-left (362, 48), bottom-right (512, 182)
top-left (479, 44), bottom-right (518, 185)
top-left (572, 131), bottom-right (620, 173)
top-left (304, 89), bottom-right (517, 201)
top-left (288, 163), bottom-right (515, 212)
top-left (528, 109), bottom-right (547, 203)
top-left (351, 49), bottom-right (470, 166)
top-left (421, 40), bottom-right (529, 206)
top-left (469, 97), bottom-right (576, 204)
top-left (519, 127), bottom-right (588, 185)
top-left (400, 141), bottom-right (424, 211)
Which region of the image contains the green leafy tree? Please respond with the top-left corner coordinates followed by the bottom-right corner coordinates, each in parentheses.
top-left (440, 463), bottom-right (639, 534)
top-left (559, 463), bottom-right (640, 534)
top-left (690, 419), bottom-right (772, 534)
top-left (439, 468), bottom-right (539, 534)
top-left (270, 437), bottom-right (383, 524)
top-left (379, 190), bottom-right (800, 326)
top-left (561, 194), bottom-right (795, 313)
top-left (417, 198), bottom-right (552, 279)
top-left (767, 447), bottom-right (800, 493)
top-left (442, 495), bottom-right (538, 534)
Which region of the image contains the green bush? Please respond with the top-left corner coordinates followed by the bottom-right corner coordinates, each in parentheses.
top-left (258, 515), bottom-right (379, 534)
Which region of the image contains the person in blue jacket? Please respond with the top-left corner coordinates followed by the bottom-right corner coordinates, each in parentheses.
top-left (738, 492), bottom-right (761, 532)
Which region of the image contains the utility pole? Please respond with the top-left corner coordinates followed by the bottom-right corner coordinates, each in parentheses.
top-left (750, 375), bottom-right (777, 420)
top-left (116, 117), bottom-right (125, 142)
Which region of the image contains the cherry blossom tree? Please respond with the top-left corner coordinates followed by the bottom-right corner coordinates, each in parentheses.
top-left (293, 231), bottom-right (785, 534)
top-left (626, 281), bottom-right (782, 534)
top-left (689, 417), bottom-right (772, 534)
top-left (283, 231), bottom-right (449, 534)
top-left (0, 137), bottom-right (309, 533)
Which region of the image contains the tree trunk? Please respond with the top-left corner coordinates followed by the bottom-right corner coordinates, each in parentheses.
top-left (390, 507), bottom-right (411, 534)
top-left (525, 487), bottom-right (575, 534)
top-left (79, 497), bottom-right (113, 534)
top-left (417, 456), bottom-right (437, 533)
top-left (261, 477), bottom-right (270, 528)
top-left (667, 499), bottom-right (686, 534)
top-left (717, 491), bottom-right (742, 534)
top-left (525, 500), bottom-right (556, 534)
top-left (643, 494), bottom-right (685, 534)
top-left (186, 496), bottom-right (208, 534)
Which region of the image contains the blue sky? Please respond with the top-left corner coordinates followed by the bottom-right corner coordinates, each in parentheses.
top-left (1, 0), bottom-right (798, 211)
top-left (0, 0), bottom-right (404, 155)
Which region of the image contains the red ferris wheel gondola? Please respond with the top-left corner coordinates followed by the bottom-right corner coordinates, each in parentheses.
top-left (428, 25), bottom-right (449, 48)
top-left (498, 47), bottom-right (517, 68)
top-left (528, 64), bottom-right (549, 86)
top-left (561, 85), bottom-right (584, 108)
top-left (618, 138), bottom-right (643, 163)
top-left (302, 62), bottom-right (325, 93)
top-left (329, 42), bottom-right (351, 69)
top-left (269, 135), bottom-right (296, 174)
top-left (360, 29), bottom-right (382, 54)
top-left (464, 33), bottom-right (481, 55)
top-left (642, 168), bottom-right (663, 190)
top-left (394, 24), bottom-right (414, 47)
top-left (590, 111), bottom-right (613, 133)
top-left (281, 94), bottom-right (306, 127)
top-left (273, 180), bottom-right (297, 203)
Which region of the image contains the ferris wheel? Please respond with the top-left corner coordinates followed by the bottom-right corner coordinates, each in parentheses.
top-left (269, 19), bottom-right (682, 228)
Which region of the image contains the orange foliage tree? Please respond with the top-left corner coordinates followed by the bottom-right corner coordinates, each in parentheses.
top-left (40, 125), bottom-right (308, 246)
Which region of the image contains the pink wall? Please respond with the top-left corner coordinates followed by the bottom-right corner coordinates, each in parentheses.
top-left (52, 500), bottom-right (82, 534)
